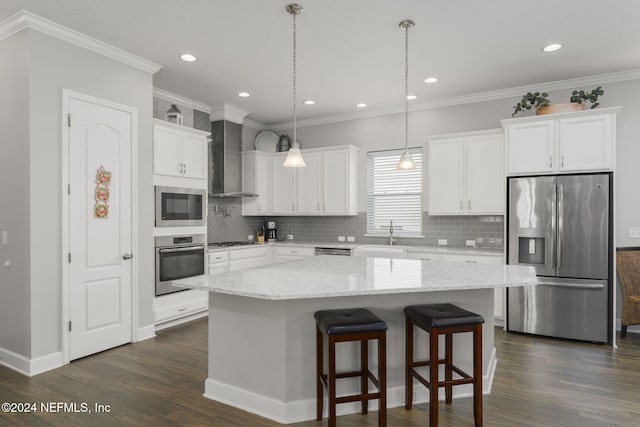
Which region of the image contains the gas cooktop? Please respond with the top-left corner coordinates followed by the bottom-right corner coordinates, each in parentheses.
top-left (208, 241), bottom-right (257, 247)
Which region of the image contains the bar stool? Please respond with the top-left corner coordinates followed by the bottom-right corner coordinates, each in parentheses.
top-left (315, 308), bottom-right (387, 427)
top-left (404, 303), bottom-right (484, 427)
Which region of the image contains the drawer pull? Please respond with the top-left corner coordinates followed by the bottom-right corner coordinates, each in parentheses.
top-left (465, 260), bottom-right (478, 263)
top-left (178, 307), bottom-right (188, 312)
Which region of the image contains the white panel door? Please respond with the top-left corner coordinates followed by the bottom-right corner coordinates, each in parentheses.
top-left (466, 133), bottom-right (504, 214)
top-left (272, 154), bottom-right (296, 214)
top-left (428, 137), bottom-right (465, 215)
top-left (181, 132), bottom-right (207, 179)
top-left (297, 152), bottom-right (322, 214)
top-left (559, 114), bottom-right (613, 172)
top-left (153, 125), bottom-right (181, 176)
top-left (322, 149), bottom-right (350, 214)
top-left (69, 98), bottom-right (132, 360)
top-left (506, 120), bottom-right (555, 175)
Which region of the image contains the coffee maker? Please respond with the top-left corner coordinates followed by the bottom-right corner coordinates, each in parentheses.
top-left (266, 221), bottom-right (277, 242)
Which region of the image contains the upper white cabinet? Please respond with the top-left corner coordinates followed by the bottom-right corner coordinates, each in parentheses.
top-left (502, 107), bottom-right (621, 176)
top-left (428, 130), bottom-right (504, 215)
top-left (244, 145), bottom-right (359, 216)
top-left (242, 151), bottom-right (273, 215)
top-left (153, 119), bottom-right (209, 179)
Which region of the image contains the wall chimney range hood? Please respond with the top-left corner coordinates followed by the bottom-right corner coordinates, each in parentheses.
top-left (208, 119), bottom-right (257, 198)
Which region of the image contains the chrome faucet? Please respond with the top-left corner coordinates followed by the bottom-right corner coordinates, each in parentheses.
top-left (389, 220), bottom-right (397, 246)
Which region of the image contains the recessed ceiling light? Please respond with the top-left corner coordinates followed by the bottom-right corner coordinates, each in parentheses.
top-left (180, 53), bottom-right (197, 62)
top-left (303, 100), bottom-right (315, 105)
top-left (406, 95), bottom-right (418, 100)
top-left (542, 43), bottom-right (563, 52)
top-left (238, 92), bottom-right (250, 97)
top-left (356, 103), bottom-right (367, 108)
top-left (424, 77), bottom-right (438, 84)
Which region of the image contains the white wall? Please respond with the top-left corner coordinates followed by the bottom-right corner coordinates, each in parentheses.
top-left (0, 31), bottom-right (31, 358)
top-left (23, 29), bottom-right (154, 359)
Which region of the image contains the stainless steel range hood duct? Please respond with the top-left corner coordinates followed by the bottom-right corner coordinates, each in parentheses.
top-left (208, 119), bottom-right (257, 198)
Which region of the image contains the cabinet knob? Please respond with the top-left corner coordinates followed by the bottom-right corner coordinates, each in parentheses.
top-left (122, 253), bottom-right (133, 260)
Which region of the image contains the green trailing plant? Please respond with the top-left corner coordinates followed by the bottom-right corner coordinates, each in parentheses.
top-left (570, 86), bottom-right (604, 109)
top-left (512, 92), bottom-right (550, 117)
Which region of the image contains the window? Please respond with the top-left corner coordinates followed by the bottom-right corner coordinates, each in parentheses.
top-left (367, 148), bottom-right (422, 236)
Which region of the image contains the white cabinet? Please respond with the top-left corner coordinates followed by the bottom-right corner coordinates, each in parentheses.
top-left (153, 119), bottom-right (209, 179)
top-left (207, 251), bottom-right (229, 275)
top-left (297, 147), bottom-right (359, 215)
top-left (247, 145), bottom-right (359, 216)
top-left (272, 153), bottom-right (296, 214)
top-left (502, 107), bottom-right (620, 176)
top-left (228, 246), bottom-right (271, 271)
top-left (242, 151), bottom-right (273, 215)
top-left (275, 246), bottom-right (315, 263)
top-left (428, 130), bottom-right (503, 215)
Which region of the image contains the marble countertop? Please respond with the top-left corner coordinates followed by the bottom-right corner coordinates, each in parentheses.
top-left (175, 255), bottom-right (536, 300)
top-left (207, 241), bottom-right (503, 255)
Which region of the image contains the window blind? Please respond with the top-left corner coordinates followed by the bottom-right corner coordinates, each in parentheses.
top-left (367, 148), bottom-right (422, 235)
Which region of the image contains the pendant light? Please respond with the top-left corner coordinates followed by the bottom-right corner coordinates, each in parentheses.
top-left (283, 4), bottom-right (306, 168)
top-left (396, 19), bottom-right (416, 170)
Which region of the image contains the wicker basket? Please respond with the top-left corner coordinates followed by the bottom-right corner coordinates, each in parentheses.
top-left (536, 102), bottom-right (586, 115)
top-left (616, 250), bottom-right (640, 337)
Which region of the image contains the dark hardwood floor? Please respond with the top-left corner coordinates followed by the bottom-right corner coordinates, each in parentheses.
top-left (1, 319), bottom-right (639, 426)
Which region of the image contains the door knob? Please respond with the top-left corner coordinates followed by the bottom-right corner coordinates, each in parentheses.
top-left (122, 253), bottom-right (133, 260)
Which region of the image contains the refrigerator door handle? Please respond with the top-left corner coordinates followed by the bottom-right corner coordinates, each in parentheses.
top-left (538, 281), bottom-right (605, 290)
top-left (557, 184), bottom-right (564, 270)
top-left (550, 184), bottom-right (557, 272)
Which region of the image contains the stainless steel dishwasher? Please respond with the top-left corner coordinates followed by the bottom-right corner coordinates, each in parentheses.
top-left (314, 247), bottom-right (353, 256)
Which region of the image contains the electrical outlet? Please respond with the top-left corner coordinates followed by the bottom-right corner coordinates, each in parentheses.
top-left (338, 236), bottom-right (346, 242)
top-left (438, 239), bottom-right (448, 246)
top-left (630, 227), bottom-right (640, 239)
top-left (287, 234), bottom-right (294, 240)
top-left (466, 240), bottom-right (476, 247)
top-left (248, 235), bottom-right (253, 241)
top-left (347, 236), bottom-right (355, 242)
top-left (1, 231), bottom-right (6, 245)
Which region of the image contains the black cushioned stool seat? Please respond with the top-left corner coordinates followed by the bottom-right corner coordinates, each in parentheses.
top-left (404, 303), bottom-right (484, 427)
top-left (315, 308), bottom-right (387, 427)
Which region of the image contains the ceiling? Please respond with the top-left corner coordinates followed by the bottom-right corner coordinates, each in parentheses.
top-left (2, 0), bottom-right (640, 125)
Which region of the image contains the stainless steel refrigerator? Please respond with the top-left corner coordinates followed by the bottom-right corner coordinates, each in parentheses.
top-left (507, 173), bottom-right (611, 343)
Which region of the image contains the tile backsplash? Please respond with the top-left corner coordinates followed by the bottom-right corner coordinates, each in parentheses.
top-left (207, 206), bottom-right (504, 249)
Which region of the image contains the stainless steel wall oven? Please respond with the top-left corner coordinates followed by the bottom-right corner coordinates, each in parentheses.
top-left (155, 234), bottom-right (206, 297)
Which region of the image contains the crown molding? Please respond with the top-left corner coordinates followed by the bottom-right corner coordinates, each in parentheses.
top-left (267, 68), bottom-right (640, 131)
top-left (243, 118), bottom-right (269, 131)
top-left (210, 103), bottom-right (250, 125)
top-left (0, 10), bottom-right (161, 74)
top-left (153, 88), bottom-right (210, 114)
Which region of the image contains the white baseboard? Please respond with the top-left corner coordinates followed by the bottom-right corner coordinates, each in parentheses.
top-left (0, 346), bottom-right (30, 376)
top-left (135, 325), bottom-right (156, 342)
top-left (155, 310), bottom-right (208, 331)
top-left (29, 352), bottom-right (63, 376)
top-left (204, 348), bottom-right (497, 424)
top-left (0, 347), bottom-right (63, 376)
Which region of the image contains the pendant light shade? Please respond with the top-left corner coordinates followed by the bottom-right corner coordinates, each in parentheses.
top-left (396, 19), bottom-right (416, 170)
top-left (283, 141), bottom-right (306, 167)
top-left (283, 4), bottom-right (306, 168)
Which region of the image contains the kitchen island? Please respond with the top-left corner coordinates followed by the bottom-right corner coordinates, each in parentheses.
top-left (175, 255), bottom-right (537, 424)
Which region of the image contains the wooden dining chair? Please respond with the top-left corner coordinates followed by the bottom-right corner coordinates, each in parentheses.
top-left (616, 249), bottom-right (640, 337)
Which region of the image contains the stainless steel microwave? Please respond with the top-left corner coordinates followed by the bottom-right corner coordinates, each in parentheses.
top-left (155, 186), bottom-right (206, 227)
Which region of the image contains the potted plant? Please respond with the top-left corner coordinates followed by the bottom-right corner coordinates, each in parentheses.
top-left (512, 92), bottom-right (550, 117)
top-left (513, 86), bottom-right (605, 117)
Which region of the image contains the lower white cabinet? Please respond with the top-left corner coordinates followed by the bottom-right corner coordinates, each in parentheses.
top-left (275, 246), bottom-right (315, 263)
top-left (208, 251), bottom-right (229, 275)
top-left (228, 246), bottom-right (271, 271)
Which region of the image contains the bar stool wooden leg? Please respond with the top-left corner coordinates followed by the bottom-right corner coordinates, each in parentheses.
top-left (429, 327), bottom-right (439, 427)
top-left (445, 332), bottom-right (453, 404)
top-left (316, 326), bottom-right (323, 421)
top-left (405, 316), bottom-right (413, 410)
top-left (473, 324), bottom-right (483, 427)
top-left (361, 339), bottom-right (368, 414)
top-left (328, 336), bottom-right (337, 427)
top-left (379, 331), bottom-right (387, 427)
